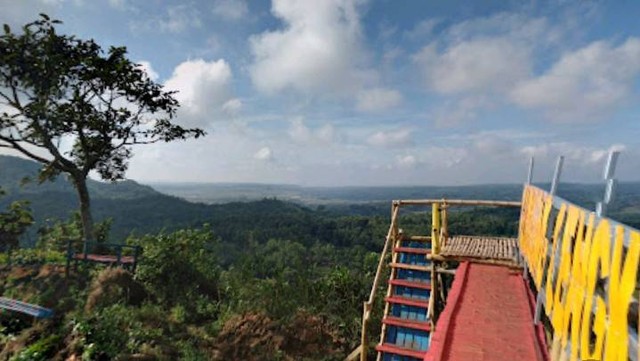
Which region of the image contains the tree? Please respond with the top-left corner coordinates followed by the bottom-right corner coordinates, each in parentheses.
top-left (0, 188), bottom-right (34, 250)
top-left (0, 15), bottom-right (204, 242)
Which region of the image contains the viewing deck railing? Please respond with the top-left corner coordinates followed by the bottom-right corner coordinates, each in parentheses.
top-left (520, 184), bottom-right (640, 361)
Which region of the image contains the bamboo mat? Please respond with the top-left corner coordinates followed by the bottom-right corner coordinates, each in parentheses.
top-left (440, 236), bottom-right (520, 266)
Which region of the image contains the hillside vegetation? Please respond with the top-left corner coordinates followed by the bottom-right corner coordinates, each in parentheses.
top-left (0, 155), bottom-right (638, 360)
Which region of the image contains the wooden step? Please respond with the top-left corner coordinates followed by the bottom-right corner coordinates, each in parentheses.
top-left (385, 296), bottom-right (429, 308)
top-left (383, 316), bottom-right (431, 331)
top-left (376, 343), bottom-right (426, 359)
top-left (390, 262), bottom-right (430, 272)
top-left (394, 247), bottom-right (430, 255)
top-left (389, 278), bottom-right (431, 290)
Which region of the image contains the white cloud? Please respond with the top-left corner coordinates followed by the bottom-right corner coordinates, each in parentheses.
top-left (132, 4), bottom-right (202, 34)
top-left (432, 96), bottom-right (491, 127)
top-left (212, 0), bottom-right (248, 20)
top-left (511, 38), bottom-right (640, 122)
top-left (136, 61), bottom-right (159, 81)
top-left (164, 59), bottom-right (236, 127)
top-left (396, 154), bottom-right (417, 168)
top-left (356, 87), bottom-right (402, 112)
top-left (222, 98), bottom-right (242, 115)
top-left (287, 117), bottom-right (337, 145)
top-left (367, 128), bottom-right (412, 148)
top-left (405, 19), bottom-right (439, 41)
top-left (414, 38), bottom-right (530, 94)
top-left (249, 0), bottom-right (367, 95)
top-left (254, 146), bottom-right (273, 161)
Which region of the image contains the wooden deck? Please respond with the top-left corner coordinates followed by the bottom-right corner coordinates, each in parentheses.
top-left (437, 236), bottom-right (521, 267)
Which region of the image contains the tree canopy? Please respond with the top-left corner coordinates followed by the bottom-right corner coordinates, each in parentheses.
top-left (0, 15), bottom-right (205, 240)
top-left (0, 187), bottom-right (33, 250)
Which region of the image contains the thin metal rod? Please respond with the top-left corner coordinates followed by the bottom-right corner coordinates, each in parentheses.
top-left (597, 150), bottom-right (620, 217)
top-left (527, 157), bottom-right (534, 184)
top-left (549, 156), bottom-right (564, 196)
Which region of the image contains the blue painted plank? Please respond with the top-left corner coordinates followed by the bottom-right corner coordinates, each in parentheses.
top-left (0, 297), bottom-right (53, 318)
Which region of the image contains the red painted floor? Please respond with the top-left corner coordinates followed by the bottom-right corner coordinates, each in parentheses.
top-left (425, 262), bottom-right (547, 361)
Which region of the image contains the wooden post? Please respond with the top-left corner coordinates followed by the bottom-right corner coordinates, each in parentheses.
top-left (441, 201), bottom-right (448, 248)
top-left (360, 302), bottom-right (369, 361)
top-left (432, 203), bottom-right (441, 255)
top-left (132, 246), bottom-right (140, 273)
top-left (65, 240), bottom-right (72, 277)
top-left (116, 245), bottom-right (122, 266)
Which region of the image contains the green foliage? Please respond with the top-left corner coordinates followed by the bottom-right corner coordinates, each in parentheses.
top-left (0, 188), bottom-right (33, 250)
top-left (37, 213), bottom-right (112, 252)
top-left (10, 334), bottom-right (61, 361)
top-left (135, 226), bottom-right (220, 316)
top-left (0, 248), bottom-right (65, 265)
top-left (70, 304), bottom-right (163, 360)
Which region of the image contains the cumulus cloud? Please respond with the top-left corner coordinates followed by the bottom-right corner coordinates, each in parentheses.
top-left (136, 61), bottom-right (159, 81)
top-left (367, 128), bottom-right (412, 148)
top-left (414, 38), bottom-right (530, 94)
top-left (254, 146), bottom-right (273, 161)
top-left (164, 59), bottom-right (236, 127)
top-left (249, 0), bottom-right (366, 95)
top-left (356, 87), bottom-right (402, 112)
top-left (511, 38), bottom-right (640, 122)
top-left (249, 0), bottom-right (398, 112)
top-left (212, 0), bottom-right (248, 20)
top-left (414, 12), bottom-right (640, 124)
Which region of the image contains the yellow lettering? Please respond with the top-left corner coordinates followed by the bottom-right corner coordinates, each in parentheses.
top-left (545, 204), bottom-right (567, 316)
top-left (580, 219), bottom-right (611, 361)
top-left (604, 227), bottom-right (640, 361)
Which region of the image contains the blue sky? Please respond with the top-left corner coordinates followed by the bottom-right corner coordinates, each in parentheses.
top-left (1, 0), bottom-right (639, 186)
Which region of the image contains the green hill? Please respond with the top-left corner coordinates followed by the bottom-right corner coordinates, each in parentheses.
top-left (2, 155), bottom-right (639, 251)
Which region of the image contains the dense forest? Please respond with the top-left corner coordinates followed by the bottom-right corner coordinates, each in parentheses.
top-left (0, 155), bottom-right (537, 360)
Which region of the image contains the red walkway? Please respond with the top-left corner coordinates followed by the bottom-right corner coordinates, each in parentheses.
top-left (425, 262), bottom-right (548, 361)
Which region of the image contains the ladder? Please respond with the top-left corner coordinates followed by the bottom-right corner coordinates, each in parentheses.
top-left (375, 234), bottom-right (433, 361)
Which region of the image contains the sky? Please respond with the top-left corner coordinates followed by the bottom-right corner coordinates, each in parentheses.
top-left (1, 0), bottom-right (639, 186)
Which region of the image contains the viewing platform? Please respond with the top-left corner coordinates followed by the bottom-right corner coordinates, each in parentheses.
top-left (349, 179), bottom-right (640, 361)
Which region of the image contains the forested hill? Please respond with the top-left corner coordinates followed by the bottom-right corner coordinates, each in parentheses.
top-left (0, 156), bottom-right (332, 250)
top-left (2, 155), bottom-right (640, 251)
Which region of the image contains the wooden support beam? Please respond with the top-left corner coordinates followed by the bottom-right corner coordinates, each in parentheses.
top-left (436, 268), bottom-right (456, 275)
top-left (409, 235), bottom-right (431, 241)
top-left (397, 199), bottom-right (521, 207)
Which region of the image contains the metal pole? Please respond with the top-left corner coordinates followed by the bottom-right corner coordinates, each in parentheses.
top-left (549, 156), bottom-right (564, 196)
top-left (535, 155), bottom-right (563, 324)
top-left (527, 157), bottom-right (534, 184)
top-left (596, 150), bottom-right (620, 217)
top-left (522, 157), bottom-right (534, 279)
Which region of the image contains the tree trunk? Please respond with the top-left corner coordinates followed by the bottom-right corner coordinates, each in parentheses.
top-left (72, 175), bottom-right (95, 248)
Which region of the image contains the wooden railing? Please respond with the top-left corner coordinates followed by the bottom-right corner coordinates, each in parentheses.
top-left (66, 240), bottom-right (141, 274)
